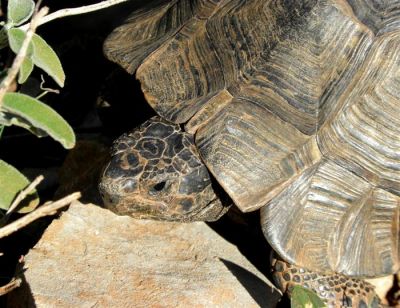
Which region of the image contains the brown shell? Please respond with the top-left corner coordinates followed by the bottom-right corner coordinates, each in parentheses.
top-left (104, 0), bottom-right (400, 277)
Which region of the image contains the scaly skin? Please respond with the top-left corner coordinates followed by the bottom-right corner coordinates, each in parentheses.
top-left (272, 259), bottom-right (381, 307)
top-left (99, 117), bottom-right (230, 222)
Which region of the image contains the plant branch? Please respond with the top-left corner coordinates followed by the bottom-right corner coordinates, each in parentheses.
top-left (0, 175), bottom-right (44, 227)
top-left (0, 278), bottom-right (22, 296)
top-left (0, 6), bottom-right (49, 110)
top-left (6, 175), bottom-right (44, 216)
top-left (20, 0), bottom-right (130, 31)
top-left (0, 192), bottom-right (81, 239)
top-left (36, 74), bottom-right (60, 100)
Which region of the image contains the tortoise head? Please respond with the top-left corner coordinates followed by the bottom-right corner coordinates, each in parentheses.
top-left (99, 117), bottom-right (229, 221)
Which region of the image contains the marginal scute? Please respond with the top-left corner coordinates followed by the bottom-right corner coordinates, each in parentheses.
top-left (196, 99), bottom-right (321, 211)
top-left (318, 33), bottom-right (400, 195)
top-left (261, 159), bottom-right (400, 277)
top-left (185, 89), bottom-right (233, 134)
top-left (347, 0), bottom-right (400, 34)
top-left (104, 0), bottom-right (201, 74)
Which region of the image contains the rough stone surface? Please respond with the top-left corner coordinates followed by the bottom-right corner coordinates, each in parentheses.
top-left (8, 202), bottom-right (280, 307)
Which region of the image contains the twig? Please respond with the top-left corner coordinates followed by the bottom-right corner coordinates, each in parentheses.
top-left (1, 0), bottom-right (130, 104)
top-left (0, 192), bottom-right (81, 239)
top-left (36, 74), bottom-right (60, 100)
top-left (20, 0), bottom-right (130, 31)
top-left (0, 278), bottom-right (22, 296)
top-left (6, 175), bottom-right (44, 216)
top-left (0, 6), bottom-right (49, 110)
top-left (0, 175), bottom-right (44, 227)
top-left (0, 6), bottom-right (48, 108)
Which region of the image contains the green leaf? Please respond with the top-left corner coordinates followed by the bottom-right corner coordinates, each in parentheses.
top-left (0, 109), bottom-right (48, 137)
top-left (7, 0), bottom-right (35, 26)
top-left (7, 28), bottom-right (34, 82)
top-left (31, 34), bottom-right (65, 87)
top-left (7, 27), bottom-right (33, 55)
top-left (0, 160), bottom-right (39, 213)
top-left (18, 57), bottom-right (34, 84)
top-left (2, 92), bottom-right (75, 149)
top-left (291, 286), bottom-right (326, 308)
top-left (7, 29), bottom-right (65, 87)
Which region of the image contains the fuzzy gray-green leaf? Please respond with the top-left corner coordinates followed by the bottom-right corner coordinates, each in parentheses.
top-left (7, 0), bottom-right (35, 26)
top-left (18, 57), bottom-right (34, 83)
top-left (31, 34), bottom-right (65, 87)
top-left (2, 92), bottom-right (75, 149)
top-left (7, 28), bottom-right (33, 55)
top-left (7, 29), bottom-right (65, 87)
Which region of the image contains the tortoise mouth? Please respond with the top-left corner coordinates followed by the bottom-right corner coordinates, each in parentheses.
top-left (102, 194), bottom-right (169, 218)
top-left (186, 198), bottom-right (230, 222)
top-left (102, 193), bottom-right (228, 222)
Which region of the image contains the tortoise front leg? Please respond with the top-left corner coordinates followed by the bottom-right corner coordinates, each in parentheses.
top-left (273, 259), bottom-right (381, 308)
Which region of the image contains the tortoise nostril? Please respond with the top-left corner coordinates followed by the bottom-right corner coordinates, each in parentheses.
top-left (107, 194), bottom-right (120, 205)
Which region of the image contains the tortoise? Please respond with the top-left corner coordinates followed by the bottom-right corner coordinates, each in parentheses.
top-left (99, 0), bottom-right (400, 306)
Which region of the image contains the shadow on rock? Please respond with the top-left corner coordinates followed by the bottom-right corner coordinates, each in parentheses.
top-left (220, 258), bottom-right (281, 307)
top-left (6, 264), bottom-right (36, 308)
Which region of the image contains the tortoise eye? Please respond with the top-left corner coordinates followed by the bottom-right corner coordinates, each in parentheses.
top-left (149, 181), bottom-right (169, 196)
top-left (152, 181), bottom-right (167, 191)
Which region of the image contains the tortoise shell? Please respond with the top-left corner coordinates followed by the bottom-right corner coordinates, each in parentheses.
top-left (104, 0), bottom-right (400, 278)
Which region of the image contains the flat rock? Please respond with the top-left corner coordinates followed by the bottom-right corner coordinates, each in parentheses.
top-left (8, 202), bottom-right (280, 307)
